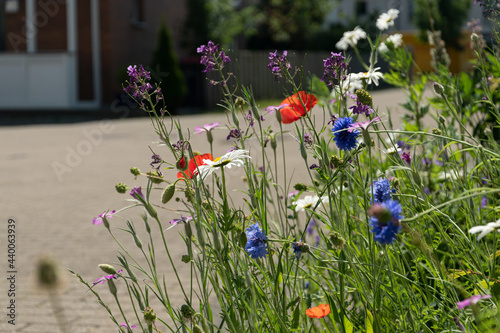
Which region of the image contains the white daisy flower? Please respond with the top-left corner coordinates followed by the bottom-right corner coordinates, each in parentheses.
top-left (376, 9), bottom-right (399, 31)
top-left (469, 219), bottom-right (500, 240)
top-left (336, 26), bottom-right (367, 50)
top-left (378, 33), bottom-right (403, 53)
top-left (385, 143), bottom-right (402, 155)
top-left (354, 67), bottom-right (384, 86)
top-left (197, 149), bottom-right (251, 180)
top-left (293, 195), bottom-right (329, 212)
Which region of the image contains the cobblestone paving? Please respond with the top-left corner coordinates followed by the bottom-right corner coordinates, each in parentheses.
top-left (0, 88), bottom-right (431, 332)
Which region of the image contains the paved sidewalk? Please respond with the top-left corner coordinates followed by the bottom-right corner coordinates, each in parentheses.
top-left (0, 88), bottom-right (434, 332)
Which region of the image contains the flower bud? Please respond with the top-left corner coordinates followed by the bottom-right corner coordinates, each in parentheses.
top-left (276, 108), bottom-right (282, 123)
top-left (145, 203), bottom-right (158, 219)
top-left (181, 255), bottom-right (191, 263)
top-left (143, 307), bottom-right (157, 325)
top-left (433, 82), bottom-right (445, 95)
top-left (133, 234), bottom-right (143, 249)
top-left (330, 155), bottom-right (342, 169)
top-left (438, 115), bottom-right (446, 124)
top-left (176, 155), bottom-right (187, 170)
top-left (294, 183), bottom-right (308, 191)
top-left (107, 279), bottom-right (117, 296)
top-left (300, 142), bottom-right (307, 160)
top-left (193, 325), bottom-right (205, 333)
top-left (471, 33), bottom-right (479, 42)
top-left (271, 136), bottom-right (277, 150)
top-left (432, 127), bottom-right (442, 135)
top-left (234, 96), bottom-right (245, 108)
top-left (37, 256), bottom-right (60, 289)
top-left (161, 183), bottom-right (176, 204)
top-left (147, 171), bottom-right (164, 184)
top-left (115, 182), bottom-right (127, 194)
top-left (99, 264), bottom-right (118, 275)
top-left (130, 167), bottom-right (141, 176)
top-left (329, 231), bottom-right (345, 250)
top-left (355, 89), bottom-right (373, 106)
top-left (368, 204), bottom-right (392, 224)
top-left (180, 304), bottom-right (195, 320)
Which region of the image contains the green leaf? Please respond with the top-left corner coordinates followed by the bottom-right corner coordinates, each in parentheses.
top-left (366, 310), bottom-right (374, 333)
top-left (344, 316), bottom-right (354, 333)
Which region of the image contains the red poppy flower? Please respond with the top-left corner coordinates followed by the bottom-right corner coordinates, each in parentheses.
top-left (177, 153), bottom-right (214, 179)
top-left (306, 303), bottom-right (331, 318)
top-left (279, 91), bottom-right (318, 124)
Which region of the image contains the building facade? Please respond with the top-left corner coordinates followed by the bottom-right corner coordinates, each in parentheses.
top-left (0, 0), bottom-right (186, 110)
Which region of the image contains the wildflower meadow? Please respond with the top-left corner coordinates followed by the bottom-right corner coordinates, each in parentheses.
top-left (71, 2), bottom-right (500, 332)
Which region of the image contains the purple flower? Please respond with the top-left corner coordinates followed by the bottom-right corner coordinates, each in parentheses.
top-left (348, 100), bottom-right (374, 115)
top-left (481, 195), bottom-right (487, 208)
top-left (194, 122), bottom-right (221, 134)
top-left (130, 187), bottom-right (145, 201)
top-left (197, 41), bottom-right (230, 73)
top-left (309, 164), bottom-right (319, 170)
top-left (226, 129), bottom-right (243, 141)
top-left (268, 50), bottom-right (291, 81)
top-left (456, 294), bottom-right (491, 309)
top-left (328, 114), bottom-right (338, 126)
top-left (265, 104), bottom-right (287, 114)
top-left (171, 140), bottom-right (184, 152)
top-left (322, 52), bottom-right (348, 87)
top-left (292, 242), bottom-right (302, 259)
top-left (306, 219), bottom-right (316, 235)
top-left (348, 117), bottom-right (380, 132)
top-left (150, 154), bottom-right (162, 173)
top-left (401, 152), bottom-right (411, 165)
top-left (124, 65), bottom-right (152, 100)
top-left (169, 215), bottom-right (195, 226)
top-left (93, 270), bottom-right (123, 285)
top-left (92, 210), bottom-right (116, 226)
top-left (303, 134), bottom-right (314, 148)
top-left (120, 323), bottom-right (138, 330)
top-left (422, 157), bottom-right (432, 166)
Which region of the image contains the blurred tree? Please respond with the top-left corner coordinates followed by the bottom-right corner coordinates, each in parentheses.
top-left (413, 0), bottom-right (471, 49)
top-left (150, 20), bottom-right (187, 114)
top-left (182, 0), bottom-right (210, 55)
top-left (246, 0), bottom-right (332, 50)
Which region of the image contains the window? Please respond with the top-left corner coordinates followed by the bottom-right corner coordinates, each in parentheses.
top-left (5, 0), bottom-right (19, 14)
top-left (131, 0), bottom-right (146, 26)
top-left (355, 0), bottom-right (367, 16)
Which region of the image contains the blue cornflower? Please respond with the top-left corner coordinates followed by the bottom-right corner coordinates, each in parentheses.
top-left (369, 199), bottom-right (403, 244)
top-left (244, 223), bottom-right (268, 259)
top-left (332, 117), bottom-right (359, 151)
top-left (292, 242), bottom-right (301, 259)
top-left (372, 178), bottom-right (392, 203)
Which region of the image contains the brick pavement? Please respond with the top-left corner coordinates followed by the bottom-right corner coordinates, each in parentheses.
top-left (0, 88), bottom-right (434, 332)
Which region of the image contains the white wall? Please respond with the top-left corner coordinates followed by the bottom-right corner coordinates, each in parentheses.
top-left (0, 53), bottom-right (76, 109)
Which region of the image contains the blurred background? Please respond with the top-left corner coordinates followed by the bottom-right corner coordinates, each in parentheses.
top-left (0, 0), bottom-right (488, 124)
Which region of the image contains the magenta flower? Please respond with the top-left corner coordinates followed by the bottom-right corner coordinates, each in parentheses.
top-left (348, 116), bottom-right (381, 133)
top-left (169, 215), bottom-right (195, 226)
top-left (93, 270), bottom-right (123, 285)
top-left (92, 210), bottom-right (116, 226)
top-left (401, 152), bottom-right (411, 165)
top-left (265, 103), bottom-right (288, 114)
top-left (194, 122), bottom-right (220, 134)
top-left (456, 294), bottom-right (491, 309)
top-left (130, 187), bottom-right (145, 201)
top-left (120, 323), bottom-right (138, 330)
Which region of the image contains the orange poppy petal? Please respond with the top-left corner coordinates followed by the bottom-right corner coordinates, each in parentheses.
top-left (306, 303), bottom-right (331, 318)
top-left (279, 91), bottom-right (317, 124)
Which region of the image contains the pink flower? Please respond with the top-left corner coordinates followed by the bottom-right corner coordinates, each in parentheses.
top-left (348, 116), bottom-right (381, 133)
top-left (93, 270), bottom-right (123, 285)
top-left (194, 122), bottom-right (220, 134)
top-left (265, 104), bottom-right (288, 114)
top-left (92, 210), bottom-right (116, 226)
top-left (120, 323), bottom-right (138, 330)
top-left (456, 294), bottom-right (491, 309)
